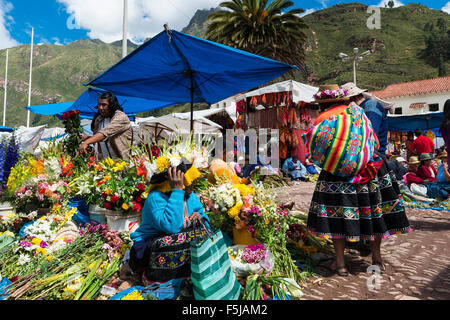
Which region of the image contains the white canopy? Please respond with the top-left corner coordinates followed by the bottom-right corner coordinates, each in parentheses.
top-left (136, 113), bottom-right (222, 139)
top-left (243, 79), bottom-right (319, 103)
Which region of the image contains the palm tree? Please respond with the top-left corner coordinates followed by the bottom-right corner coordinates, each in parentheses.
top-left (205, 0), bottom-right (308, 67)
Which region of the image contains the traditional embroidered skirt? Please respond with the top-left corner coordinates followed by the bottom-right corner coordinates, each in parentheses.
top-left (307, 159), bottom-right (412, 242)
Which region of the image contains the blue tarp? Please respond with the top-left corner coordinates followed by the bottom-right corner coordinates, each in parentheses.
top-left (388, 112), bottom-right (443, 133)
top-left (0, 126), bottom-right (15, 132)
top-left (88, 28), bottom-right (295, 105)
top-left (26, 88), bottom-right (174, 119)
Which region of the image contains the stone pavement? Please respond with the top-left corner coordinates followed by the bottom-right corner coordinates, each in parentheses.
top-left (274, 183), bottom-right (450, 300)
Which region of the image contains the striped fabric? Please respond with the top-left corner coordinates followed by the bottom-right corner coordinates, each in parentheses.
top-left (190, 230), bottom-right (242, 300)
top-left (307, 103), bottom-right (378, 181)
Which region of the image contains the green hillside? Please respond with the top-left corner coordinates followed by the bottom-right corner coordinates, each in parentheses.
top-left (0, 2), bottom-right (448, 128)
top-left (299, 3), bottom-right (450, 90)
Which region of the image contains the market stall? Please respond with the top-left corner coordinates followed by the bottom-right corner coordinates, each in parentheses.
top-left (233, 80), bottom-right (319, 165)
top-left (0, 109), bottom-right (333, 301)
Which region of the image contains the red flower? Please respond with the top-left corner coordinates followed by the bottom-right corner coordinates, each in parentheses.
top-left (135, 195), bottom-right (142, 203)
top-left (136, 163), bottom-right (147, 177)
top-left (104, 202), bottom-right (113, 210)
top-left (101, 192), bottom-right (107, 199)
top-left (61, 110), bottom-right (81, 120)
top-left (151, 146), bottom-right (160, 158)
top-left (132, 201), bottom-right (142, 212)
top-left (97, 181), bottom-right (106, 186)
top-left (110, 195), bottom-right (120, 203)
top-left (137, 183), bottom-right (146, 192)
top-left (39, 188), bottom-right (46, 194)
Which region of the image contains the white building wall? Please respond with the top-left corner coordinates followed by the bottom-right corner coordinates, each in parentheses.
top-left (385, 91), bottom-right (450, 116)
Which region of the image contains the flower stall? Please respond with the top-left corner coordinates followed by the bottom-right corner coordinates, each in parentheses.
top-left (0, 109), bottom-right (333, 301)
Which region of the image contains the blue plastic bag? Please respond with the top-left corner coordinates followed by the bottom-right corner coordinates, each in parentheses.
top-left (110, 279), bottom-right (187, 300)
top-left (0, 277), bottom-right (12, 300)
top-left (19, 221), bottom-right (35, 238)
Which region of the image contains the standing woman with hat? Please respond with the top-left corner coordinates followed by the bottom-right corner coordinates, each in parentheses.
top-left (305, 85), bottom-right (411, 276)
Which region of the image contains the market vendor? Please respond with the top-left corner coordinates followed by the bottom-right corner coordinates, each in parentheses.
top-left (79, 92), bottom-right (135, 160)
top-left (127, 163), bottom-right (210, 285)
top-left (282, 156), bottom-right (308, 181)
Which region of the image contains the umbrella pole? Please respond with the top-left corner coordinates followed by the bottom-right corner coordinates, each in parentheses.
top-left (190, 71), bottom-right (194, 134)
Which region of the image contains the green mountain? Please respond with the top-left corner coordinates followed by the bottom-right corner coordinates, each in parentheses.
top-left (299, 3), bottom-right (450, 90)
top-left (0, 2), bottom-right (449, 128)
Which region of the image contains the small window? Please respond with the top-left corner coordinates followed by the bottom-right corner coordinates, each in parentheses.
top-left (394, 107), bottom-right (402, 115)
top-left (429, 103), bottom-right (439, 112)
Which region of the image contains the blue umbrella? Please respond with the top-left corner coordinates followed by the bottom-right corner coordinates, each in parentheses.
top-left (88, 26), bottom-right (296, 131)
top-left (26, 87), bottom-right (174, 120)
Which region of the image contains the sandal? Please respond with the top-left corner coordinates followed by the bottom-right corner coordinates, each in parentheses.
top-left (372, 261), bottom-right (386, 274)
top-left (320, 259), bottom-right (349, 277)
top-left (335, 265), bottom-right (349, 277)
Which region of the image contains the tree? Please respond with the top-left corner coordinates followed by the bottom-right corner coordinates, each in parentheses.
top-left (205, 0), bottom-right (309, 66)
top-left (388, 0), bottom-right (395, 8)
top-left (438, 54), bottom-right (447, 77)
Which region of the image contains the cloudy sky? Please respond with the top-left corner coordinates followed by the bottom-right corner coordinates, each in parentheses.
top-left (0, 0), bottom-right (449, 49)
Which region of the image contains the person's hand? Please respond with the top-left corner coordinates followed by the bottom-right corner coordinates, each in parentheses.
top-left (190, 212), bottom-right (202, 224)
top-left (168, 167), bottom-right (184, 190)
top-left (79, 141), bottom-right (89, 155)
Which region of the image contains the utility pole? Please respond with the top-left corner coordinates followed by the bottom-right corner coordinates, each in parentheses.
top-left (27, 27), bottom-right (34, 128)
top-left (3, 49), bottom-right (8, 127)
top-left (122, 0), bottom-right (128, 58)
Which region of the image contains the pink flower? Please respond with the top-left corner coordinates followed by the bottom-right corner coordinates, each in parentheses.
top-left (242, 195), bottom-right (254, 212)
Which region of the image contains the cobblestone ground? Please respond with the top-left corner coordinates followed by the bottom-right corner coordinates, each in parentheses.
top-left (274, 182), bottom-right (450, 300)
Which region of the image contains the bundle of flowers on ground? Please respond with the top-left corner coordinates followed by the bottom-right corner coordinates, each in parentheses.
top-left (3, 222), bottom-right (131, 300)
top-left (0, 206), bottom-right (78, 279)
top-left (201, 181), bottom-right (302, 282)
top-left (228, 244), bottom-right (274, 277)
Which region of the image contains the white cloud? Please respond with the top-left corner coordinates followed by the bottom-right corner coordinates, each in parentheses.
top-left (57, 0), bottom-right (222, 43)
top-left (298, 8), bottom-right (316, 18)
top-left (442, 2), bottom-right (450, 14)
top-left (0, 0), bottom-right (19, 49)
top-left (377, 0), bottom-right (404, 8)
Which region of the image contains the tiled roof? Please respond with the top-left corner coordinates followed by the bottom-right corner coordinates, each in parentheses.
top-left (370, 76), bottom-right (450, 99)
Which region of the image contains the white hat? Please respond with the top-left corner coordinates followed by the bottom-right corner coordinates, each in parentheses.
top-left (396, 157), bottom-right (406, 163)
top-left (341, 82), bottom-right (368, 98)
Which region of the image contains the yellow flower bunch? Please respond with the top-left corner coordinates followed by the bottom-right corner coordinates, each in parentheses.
top-left (121, 290), bottom-right (145, 300)
top-left (156, 156), bottom-right (171, 172)
top-left (112, 161), bottom-right (127, 172)
top-left (228, 201), bottom-right (243, 221)
top-left (232, 184), bottom-right (255, 197)
top-left (104, 158), bottom-right (115, 167)
top-left (32, 238), bottom-right (43, 246)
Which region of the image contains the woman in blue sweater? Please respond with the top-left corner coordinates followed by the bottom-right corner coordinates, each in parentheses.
top-left (128, 165), bottom-right (210, 284)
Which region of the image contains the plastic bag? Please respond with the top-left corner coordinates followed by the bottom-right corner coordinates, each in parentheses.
top-left (410, 183), bottom-right (428, 197)
top-left (228, 245), bottom-right (274, 277)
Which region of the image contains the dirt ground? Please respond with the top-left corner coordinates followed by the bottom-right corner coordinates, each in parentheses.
top-left (274, 182), bottom-right (450, 300)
